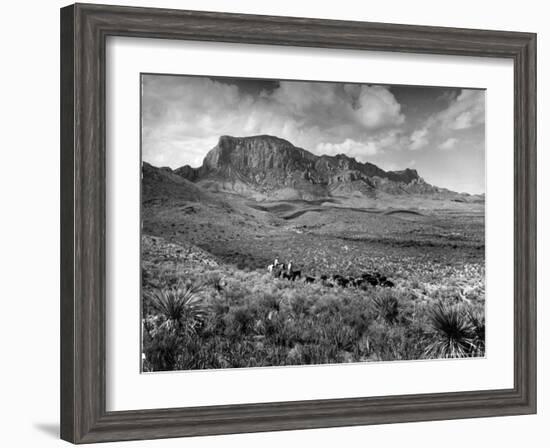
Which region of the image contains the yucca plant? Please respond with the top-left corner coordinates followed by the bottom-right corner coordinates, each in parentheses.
top-left (372, 294), bottom-right (400, 325)
top-left (467, 308), bottom-right (486, 356)
top-left (146, 281), bottom-right (208, 334)
top-left (425, 302), bottom-right (475, 359)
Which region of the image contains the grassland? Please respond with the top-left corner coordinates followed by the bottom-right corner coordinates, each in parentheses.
top-left (141, 193), bottom-right (485, 371)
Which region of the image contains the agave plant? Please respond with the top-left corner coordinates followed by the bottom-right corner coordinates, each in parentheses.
top-left (146, 281), bottom-right (208, 334)
top-left (425, 302), bottom-right (475, 359)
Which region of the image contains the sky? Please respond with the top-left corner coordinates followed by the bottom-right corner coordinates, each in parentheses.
top-left (142, 74), bottom-right (485, 194)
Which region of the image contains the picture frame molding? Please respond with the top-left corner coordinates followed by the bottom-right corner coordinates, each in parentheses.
top-left (60, 3), bottom-right (537, 443)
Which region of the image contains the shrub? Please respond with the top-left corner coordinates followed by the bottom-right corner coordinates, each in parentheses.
top-left (372, 293), bottom-right (400, 325)
top-left (142, 324), bottom-right (181, 371)
top-left (204, 272), bottom-right (226, 293)
top-left (467, 308), bottom-right (486, 356)
top-left (224, 306), bottom-right (256, 338)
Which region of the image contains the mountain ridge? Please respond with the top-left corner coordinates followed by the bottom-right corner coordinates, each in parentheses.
top-left (159, 135), bottom-right (481, 202)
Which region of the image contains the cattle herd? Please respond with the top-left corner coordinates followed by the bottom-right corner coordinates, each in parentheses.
top-left (267, 258), bottom-right (394, 289)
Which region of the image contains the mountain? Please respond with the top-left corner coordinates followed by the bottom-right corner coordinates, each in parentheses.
top-left (138, 134), bottom-right (483, 204)
top-left (170, 135), bottom-right (477, 202)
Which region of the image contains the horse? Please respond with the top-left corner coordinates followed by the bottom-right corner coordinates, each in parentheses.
top-left (289, 270), bottom-right (301, 281)
top-left (273, 264), bottom-right (284, 278)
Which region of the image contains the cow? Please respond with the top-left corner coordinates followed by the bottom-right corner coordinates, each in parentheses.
top-left (305, 276), bottom-right (315, 284)
top-left (332, 274), bottom-right (349, 288)
top-left (319, 274), bottom-right (334, 288)
top-left (362, 273), bottom-right (379, 286)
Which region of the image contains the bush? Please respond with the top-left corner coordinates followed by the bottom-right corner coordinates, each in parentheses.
top-left (372, 293), bottom-right (400, 325)
top-left (467, 308), bottom-right (485, 356)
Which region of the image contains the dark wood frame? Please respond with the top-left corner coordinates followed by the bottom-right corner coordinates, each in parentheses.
top-left (60, 3), bottom-right (537, 444)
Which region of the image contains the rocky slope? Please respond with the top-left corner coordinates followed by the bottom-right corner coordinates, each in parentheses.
top-left (142, 161), bottom-right (217, 204)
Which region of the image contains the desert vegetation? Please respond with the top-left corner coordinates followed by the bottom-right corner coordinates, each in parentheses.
top-left (141, 230), bottom-right (485, 371)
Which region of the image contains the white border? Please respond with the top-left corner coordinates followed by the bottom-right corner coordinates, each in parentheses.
top-left (106, 37), bottom-right (514, 411)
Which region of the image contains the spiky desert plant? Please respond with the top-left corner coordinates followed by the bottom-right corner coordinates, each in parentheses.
top-left (467, 308), bottom-right (486, 356)
top-left (146, 281), bottom-right (208, 334)
top-left (205, 272), bottom-right (226, 293)
top-left (425, 302), bottom-right (475, 359)
top-left (372, 294), bottom-right (400, 325)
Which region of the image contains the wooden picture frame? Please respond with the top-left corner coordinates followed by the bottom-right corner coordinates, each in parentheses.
top-left (60, 3), bottom-right (536, 444)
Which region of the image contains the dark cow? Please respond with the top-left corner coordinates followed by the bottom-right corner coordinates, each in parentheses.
top-left (359, 272), bottom-right (395, 288)
top-left (305, 276), bottom-right (315, 284)
top-left (362, 273), bottom-right (379, 286)
top-left (340, 278), bottom-right (350, 288)
top-left (320, 275), bottom-right (334, 287)
top-left (331, 274), bottom-right (348, 288)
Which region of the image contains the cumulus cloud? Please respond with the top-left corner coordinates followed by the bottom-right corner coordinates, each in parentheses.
top-left (403, 89), bottom-right (485, 152)
top-left (439, 137), bottom-right (459, 150)
top-left (142, 76), bottom-right (406, 168)
top-left (438, 90), bottom-right (485, 130)
top-left (425, 89), bottom-right (485, 132)
top-left (316, 138), bottom-right (378, 159)
top-left (349, 85), bottom-right (405, 130)
top-left (315, 128), bottom-right (406, 162)
top-left (409, 128), bottom-right (429, 150)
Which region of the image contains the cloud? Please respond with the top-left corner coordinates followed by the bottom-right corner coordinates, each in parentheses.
top-left (142, 76), bottom-right (406, 167)
top-left (352, 85), bottom-right (405, 130)
top-left (403, 89), bottom-right (484, 152)
top-left (409, 128), bottom-right (429, 150)
top-left (439, 137), bottom-right (458, 150)
top-left (315, 138), bottom-right (379, 160)
top-left (436, 89), bottom-right (485, 130)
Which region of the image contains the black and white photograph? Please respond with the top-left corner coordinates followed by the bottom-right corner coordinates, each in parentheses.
top-left (140, 74), bottom-right (486, 372)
